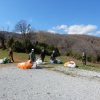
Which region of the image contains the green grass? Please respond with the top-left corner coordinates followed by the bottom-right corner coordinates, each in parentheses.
top-left (0, 49), bottom-right (100, 72)
top-left (0, 49), bottom-right (29, 62)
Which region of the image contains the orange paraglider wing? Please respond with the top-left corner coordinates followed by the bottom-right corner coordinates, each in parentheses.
top-left (18, 60), bottom-right (33, 69)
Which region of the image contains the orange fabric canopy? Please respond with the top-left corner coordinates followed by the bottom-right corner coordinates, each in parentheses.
top-left (18, 60), bottom-right (33, 69)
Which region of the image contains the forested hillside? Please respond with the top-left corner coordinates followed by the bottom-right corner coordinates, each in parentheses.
top-left (1, 30), bottom-right (100, 63)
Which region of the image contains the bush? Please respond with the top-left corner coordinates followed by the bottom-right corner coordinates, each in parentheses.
top-left (7, 37), bottom-right (14, 48)
top-left (12, 40), bottom-right (23, 52)
top-left (22, 38), bottom-right (33, 53)
top-left (35, 45), bottom-right (41, 54)
top-left (87, 54), bottom-right (92, 62)
top-left (96, 55), bottom-right (100, 62)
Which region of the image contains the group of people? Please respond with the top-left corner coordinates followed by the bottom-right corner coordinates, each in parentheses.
top-left (28, 48), bottom-right (56, 63)
top-left (8, 48), bottom-right (56, 63)
top-left (28, 49), bottom-right (87, 65)
top-left (8, 47), bottom-right (87, 66)
top-left (28, 48), bottom-right (45, 62)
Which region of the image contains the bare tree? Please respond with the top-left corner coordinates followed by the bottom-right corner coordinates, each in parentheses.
top-left (14, 20), bottom-right (27, 39)
top-left (7, 25), bottom-right (10, 32)
top-left (14, 20), bottom-right (35, 40)
top-left (0, 31), bottom-right (6, 49)
top-left (0, 25), bottom-right (9, 49)
top-left (90, 42), bottom-right (100, 57)
top-left (26, 24), bottom-right (35, 40)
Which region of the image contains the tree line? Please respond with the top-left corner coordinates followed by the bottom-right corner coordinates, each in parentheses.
top-left (6, 37), bottom-right (59, 56)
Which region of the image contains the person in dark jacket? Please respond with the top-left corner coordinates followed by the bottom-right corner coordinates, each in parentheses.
top-left (40, 49), bottom-right (45, 62)
top-left (82, 52), bottom-right (86, 66)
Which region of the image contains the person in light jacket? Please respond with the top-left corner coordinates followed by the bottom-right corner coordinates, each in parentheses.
top-left (28, 49), bottom-right (36, 62)
top-left (50, 51), bottom-right (57, 63)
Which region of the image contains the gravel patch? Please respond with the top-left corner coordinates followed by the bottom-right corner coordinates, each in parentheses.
top-left (0, 65), bottom-right (100, 100)
top-left (51, 66), bottom-right (100, 79)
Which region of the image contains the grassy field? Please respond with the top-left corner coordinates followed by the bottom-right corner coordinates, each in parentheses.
top-left (0, 49), bottom-right (100, 72)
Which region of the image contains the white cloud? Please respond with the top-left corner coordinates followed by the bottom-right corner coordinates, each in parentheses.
top-left (48, 24), bottom-right (98, 35)
top-left (52, 25), bottom-right (67, 30)
top-left (96, 31), bottom-right (100, 34)
top-left (48, 29), bottom-right (57, 34)
top-left (93, 31), bottom-right (100, 36)
top-left (6, 21), bottom-right (11, 25)
top-left (67, 24), bottom-right (97, 34)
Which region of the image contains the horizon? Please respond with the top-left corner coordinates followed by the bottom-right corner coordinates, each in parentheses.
top-left (0, 0), bottom-right (100, 37)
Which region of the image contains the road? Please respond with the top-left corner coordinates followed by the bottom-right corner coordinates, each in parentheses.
top-left (0, 65), bottom-right (100, 100)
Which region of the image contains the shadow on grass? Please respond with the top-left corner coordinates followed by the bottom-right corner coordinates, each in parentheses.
top-left (36, 66), bottom-right (43, 69)
top-left (76, 65), bottom-right (79, 68)
top-left (32, 65), bottom-right (54, 69)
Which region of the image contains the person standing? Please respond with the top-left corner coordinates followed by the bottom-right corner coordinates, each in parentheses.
top-left (28, 49), bottom-right (36, 62)
top-left (40, 49), bottom-right (45, 62)
top-left (82, 52), bottom-right (86, 66)
top-left (50, 51), bottom-right (57, 63)
top-left (8, 48), bottom-right (14, 62)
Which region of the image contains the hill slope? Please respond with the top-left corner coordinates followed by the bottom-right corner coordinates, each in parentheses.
top-left (1, 31), bottom-right (100, 56)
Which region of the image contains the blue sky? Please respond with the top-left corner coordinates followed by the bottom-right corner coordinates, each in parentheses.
top-left (0, 0), bottom-right (100, 36)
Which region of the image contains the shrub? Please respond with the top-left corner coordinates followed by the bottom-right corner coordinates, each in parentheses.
top-left (12, 40), bottom-right (23, 52)
top-left (7, 37), bottom-right (14, 48)
top-left (22, 38), bottom-right (33, 53)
